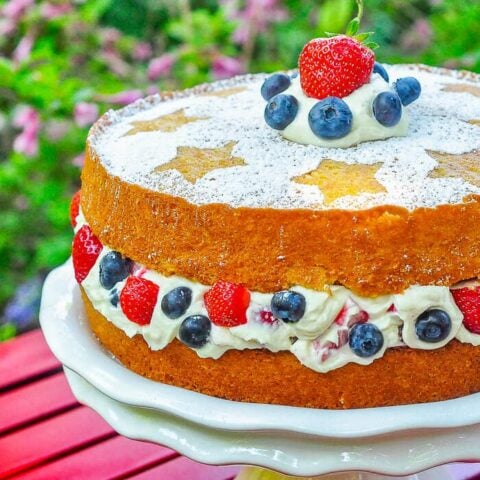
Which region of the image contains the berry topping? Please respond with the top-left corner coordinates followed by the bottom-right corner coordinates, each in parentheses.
top-left (298, 35), bottom-right (374, 100)
top-left (373, 62), bottom-right (389, 83)
top-left (349, 323), bottom-right (384, 358)
top-left (70, 190), bottom-right (81, 228)
top-left (161, 286), bottom-right (193, 319)
top-left (120, 276), bottom-right (159, 326)
top-left (308, 97), bottom-right (353, 139)
top-left (415, 309), bottom-right (451, 343)
top-left (99, 251), bottom-right (133, 290)
top-left (110, 288), bottom-right (119, 307)
top-left (451, 287), bottom-right (480, 334)
top-left (204, 281), bottom-right (250, 327)
top-left (261, 73), bottom-right (291, 101)
top-left (179, 315), bottom-right (211, 348)
top-left (394, 76), bottom-right (421, 106)
top-left (258, 309), bottom-right (277, 325)
top-left (372, 91), bottom-right (402, 127)
top-left (264, 94), bottom-right (299, 130)
top-left (72, 225), bottom-right (102, 284)
top-left (271, 290), bottom-right (306, 323)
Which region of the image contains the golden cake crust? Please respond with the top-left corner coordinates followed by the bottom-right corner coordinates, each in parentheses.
top-left (82, 149), bottom-right (480, 296)
top-left (83, 290), bottom-right (480, 409)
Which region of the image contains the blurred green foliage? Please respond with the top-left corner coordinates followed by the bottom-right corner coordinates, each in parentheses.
top-left (1, 0), bottom-right (479, 338)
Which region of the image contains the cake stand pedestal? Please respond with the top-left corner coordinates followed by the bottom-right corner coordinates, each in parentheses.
top-left (41, 263), bottom-right (480, 479)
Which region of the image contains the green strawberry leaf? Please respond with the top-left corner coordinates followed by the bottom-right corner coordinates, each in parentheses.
top-left (346, 18), bottom-right (360, 36)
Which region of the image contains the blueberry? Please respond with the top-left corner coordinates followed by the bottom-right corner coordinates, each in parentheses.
top-left (110, 288), bottom-right (119, 307)
top-left (179, 315), bottom-right (211, 348)
top-left (372, 91), bottom-right (402, 127)
top-left (394, 77), bottom-right (421, 106)
top-left (271, 290), bottom-right (306, 323)
top-left (349, 323), bottom-right (384, 358)
top-left (264, 94), bottom-right (299, 130)
top-left (290, 71), bottom-right (299, 79)
top-left (161, 286), bottom-right (192, 319)
top-left (261, 73), bottom-right (291, 101)
top-left (308, 97), bottom-right (353, 139)
top-left (373, 62), bottom-right (389, 83)
top-left (415, 309), bottom-right (451, 343)
top-left (99, 251), bottom-right (133, 290)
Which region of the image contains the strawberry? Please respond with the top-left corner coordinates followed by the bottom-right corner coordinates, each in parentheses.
top-left (72, 225), bottom-right (102, 283)
top-left (298, 35), bottom-right (374, 100)
top-left (204, 281), bottom-right (250, 327)
top-left (120, 276), bottom-right (159, 326)
top-left (451, 286), bottom-right (480, 334)
top-left (70, 190), bottom-right (81, 227)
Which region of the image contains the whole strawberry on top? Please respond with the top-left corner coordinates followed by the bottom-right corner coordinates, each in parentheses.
top-left (299, 35), bottom-right (374, 100)
top-left (262, 0), bottom-right (422, 147)
top-left (299, 0), bottom-right (376, 100)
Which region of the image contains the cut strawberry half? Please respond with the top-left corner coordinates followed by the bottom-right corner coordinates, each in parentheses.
top-left (204, 281), bottom-right (250, 327)
top-left (451, 286), bottom-right (480, 334)
top-left (72, 225), bottom-right (102, 283)
top-left (120, 276), bottom-right (159, 326)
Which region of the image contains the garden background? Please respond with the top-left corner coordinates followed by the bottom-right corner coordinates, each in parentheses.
top-left (1, 0), bottom-right (479, 340)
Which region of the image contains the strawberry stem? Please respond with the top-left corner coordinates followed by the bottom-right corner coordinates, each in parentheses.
top-left (356, 0), bottom-right (364, 25)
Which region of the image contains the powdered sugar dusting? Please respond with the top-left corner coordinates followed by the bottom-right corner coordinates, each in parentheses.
top-left (91, 65), bottom-right (480, 211)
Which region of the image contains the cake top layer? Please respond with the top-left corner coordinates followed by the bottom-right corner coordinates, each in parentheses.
top-left (90, 65), bottom-right (480, 211)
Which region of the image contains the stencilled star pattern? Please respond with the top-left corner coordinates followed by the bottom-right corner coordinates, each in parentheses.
top-left (124, 109), bottom-right (208, 136)
top-left (153, 141), bottom-right (246, 184)
top-left (293, 159), bottom-right (386, 205)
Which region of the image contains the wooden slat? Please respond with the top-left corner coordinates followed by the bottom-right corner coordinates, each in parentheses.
top-left (0, 330), bottom-right (60, 390)
top-left (0, 406), bottom-right (114, 479)
top-left (129, 457), bottom-right (241, 480)
top-left (0, 372), bottom-right (77, 435)
top-left (10, 436), bottom-right (178, 480)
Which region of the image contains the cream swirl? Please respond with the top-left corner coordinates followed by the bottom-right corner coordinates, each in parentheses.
top-left (281, 73), bottom-right (409, 148)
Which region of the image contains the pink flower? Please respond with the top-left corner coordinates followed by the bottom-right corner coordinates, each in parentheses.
top-left (3, 0), bottom-right (34, 21)
top-left (41, 2), bottom-right (72, 19)
top-left (228, 0), bottom-right (288, 45)
top-left (99, 89), bottom-right (144, 105)
top-left (13, 34), bottom-right (34, 64)
top-left (0, 18), bottom-right (16, 36)
top-left (146, 85), bottom-right (159, 96)
top-left (147, 54), bottom-right (175, 81)
top-left (212, 55), bottom-right (245, 80)
top-left (401, 19), bottom-right (433, 52)
top-left (45, 120), bottom-right (69, 141)
top-left (13, 106), bottom-right (38, 128)
top-left (13, 106), bottom-right (40, 157)
top-left (72, 153), bottom-right (85, 167)
top-left (133, 42), bottom-right (152, 61)
top-left (74, 102), bottom-right (99, 128)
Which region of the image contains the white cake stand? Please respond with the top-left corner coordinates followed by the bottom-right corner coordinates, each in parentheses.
top-left (40, 262), bottom-right (480, 479)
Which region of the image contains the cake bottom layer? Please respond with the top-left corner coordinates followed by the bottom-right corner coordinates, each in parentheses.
top-left (82, 289), bottom-right (480, 409)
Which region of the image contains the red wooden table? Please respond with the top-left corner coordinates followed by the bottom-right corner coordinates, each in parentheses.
top-left (0, 330), bottom-right (240, 480)
top-left (3, 330), bottom-right (480, 480)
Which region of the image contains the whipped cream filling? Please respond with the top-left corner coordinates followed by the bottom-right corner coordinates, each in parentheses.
top-left (75, 216), bottom-right (480, 373)
top-left (281, 73), bottom-right (409, 148)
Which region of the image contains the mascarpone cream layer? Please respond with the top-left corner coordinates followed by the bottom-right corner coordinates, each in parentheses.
top-left (77, 215), bottom-right (477, 374)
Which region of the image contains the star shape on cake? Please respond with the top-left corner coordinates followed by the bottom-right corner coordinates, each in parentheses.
top-left (442, 83), bottom-right (480, 98)
top-left (124, 109), bottom-right (208, 136)
top-left (153, 141), bottom-right (246, 184)
top-left (201, 87), bottom-right (247, 98)
top-left (428, 149), bottom-right (480, 187)
top-left (293, 159), bottom-right (386, 205)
